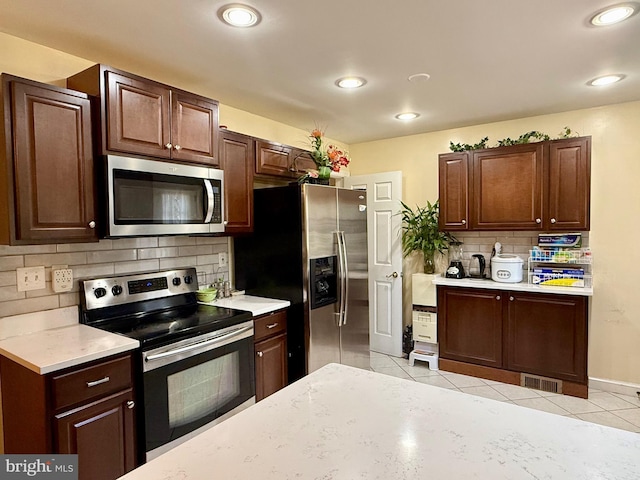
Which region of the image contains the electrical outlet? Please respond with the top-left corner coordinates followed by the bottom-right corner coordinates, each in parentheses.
top-left (52, 268), bottom-right (74, 293)
top-left (17, 266), bottom-right (46, 291)
top-left (218, 252), bottom-right (228, 267)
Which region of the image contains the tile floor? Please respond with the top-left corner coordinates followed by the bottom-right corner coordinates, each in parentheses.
top-left (371, 351), bottom-right (640, 433)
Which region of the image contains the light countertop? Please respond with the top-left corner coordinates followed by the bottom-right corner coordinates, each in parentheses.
top-left (433, 275), bottom-right (593, 296)
top-left (202, 294), bottom-right (290, 316)
top-left (0, 323), bottom-right (139, 375)
top-left (121, 363), bottom-right (639, 480)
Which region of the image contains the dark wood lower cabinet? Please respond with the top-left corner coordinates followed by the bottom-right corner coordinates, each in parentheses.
top-left (437, 286), bottom-right (503, 368)
top-left (255, 333), bottom-right (288, 401)
top-left (55, 389), bottom-right (137, 480)
top-left (0, 353), bottom-right (137, 480)
top-left (253, 309), bottom-right (288, 402)
top-left (506, 291), bottom-right (587, 384)
top-left (437, 286), bottom-right (588, 396)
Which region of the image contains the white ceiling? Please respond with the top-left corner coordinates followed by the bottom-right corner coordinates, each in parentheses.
top-left (1, 0), bottom-right (639, 144)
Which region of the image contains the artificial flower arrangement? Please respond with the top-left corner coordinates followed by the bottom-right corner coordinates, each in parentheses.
top-left (299, 128), bottom-right (350, 183)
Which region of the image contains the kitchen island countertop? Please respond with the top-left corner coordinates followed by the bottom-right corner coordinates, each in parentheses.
top-left (202, 294), bottom-right (290, 316)
top-left (120, 363), bottom-right (639, 480)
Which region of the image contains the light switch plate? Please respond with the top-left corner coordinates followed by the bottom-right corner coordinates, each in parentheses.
top-left (17, 266), bottom-right (46, 291)
top-left (52, 268), bottom-right (74, 293)
top-left (218, 252), bottom-right (228, 267)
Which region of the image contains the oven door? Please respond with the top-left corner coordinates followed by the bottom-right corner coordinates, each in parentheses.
top-left (141, 320), bottom-right (254, 457)
top-left (106, 154), bottom-right (224, 237)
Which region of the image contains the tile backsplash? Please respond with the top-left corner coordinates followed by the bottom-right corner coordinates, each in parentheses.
top-left (0, 236), bottom-right (230, 318)
top-left (450, 231), bottom-right (590, 273)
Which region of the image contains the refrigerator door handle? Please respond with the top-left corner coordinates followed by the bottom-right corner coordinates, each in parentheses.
top-left (335, 230), bottom-right (346, 327)
top-left (338, 231), bottom-right (350, 325)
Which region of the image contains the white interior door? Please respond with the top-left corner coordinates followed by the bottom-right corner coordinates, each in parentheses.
top-left (343, 171), bottom-right (403, 356)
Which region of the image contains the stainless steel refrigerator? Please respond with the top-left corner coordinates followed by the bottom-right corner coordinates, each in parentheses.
top-left (234, 184), bottom-right (369, 381)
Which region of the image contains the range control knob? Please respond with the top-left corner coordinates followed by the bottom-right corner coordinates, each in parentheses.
top-left (94, 287), bottom-right (107, 299)
top-left (184, 275), bottom-right (193, 285)
top-left (172, 277), bottom-right (181, 286)
top-left (112, 285), bottom-right (123, 296)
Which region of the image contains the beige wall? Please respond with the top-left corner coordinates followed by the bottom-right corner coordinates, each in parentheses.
top-left (349, 101), bottom-right (640, 386)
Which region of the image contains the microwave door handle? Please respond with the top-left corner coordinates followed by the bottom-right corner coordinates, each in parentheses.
top-left (204, 179), bottom-right (214, 223)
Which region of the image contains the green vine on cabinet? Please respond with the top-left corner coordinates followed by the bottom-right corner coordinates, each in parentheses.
top-left (449, 127), bottom-right (578, 152)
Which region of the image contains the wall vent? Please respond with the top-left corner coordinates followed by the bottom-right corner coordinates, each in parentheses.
top-left (520, 373), bottom-right (562, 394)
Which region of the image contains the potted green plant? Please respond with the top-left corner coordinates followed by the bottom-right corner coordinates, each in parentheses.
top-left (400, 200), bottom-right (456, 274)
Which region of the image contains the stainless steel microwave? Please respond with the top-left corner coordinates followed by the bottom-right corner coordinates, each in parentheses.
top-left (105, 155), bottom-right (225, 237)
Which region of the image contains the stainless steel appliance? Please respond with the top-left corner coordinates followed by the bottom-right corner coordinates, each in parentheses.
top-left (79, 268), bottom-right (254, 462)
top-left (104, 155), bottom-right (225, 237)
top-left (234, 184), bottom-right (369, 380)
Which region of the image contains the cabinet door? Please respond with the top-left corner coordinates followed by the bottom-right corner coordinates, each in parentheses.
top-left (255, 140), bottom-right (293, 177)
top-left (106, 71), bottom-right (171, 158)
top-left (255, 333), bottom-right (287, 402)
top-left (506, 292), bottom-right (587, 383)
top-left (55, 389), bottom-right (137, 480)
top-left (471, 143), bottom-right (544, 230)
top-left (171, 92), bottom-right (219, 165)
top-left (546, 137), bottom-right (591, 231)
top-left (8, 79), bottom-right (97, 243)
top-left (219, 130), bottom-right (254, 233)
top-left (437, 286), bottom-right (503, 368)
top-left (438, 152), bottom-right (469, 230)
top-left (290, 148), bottom-right (316, 175)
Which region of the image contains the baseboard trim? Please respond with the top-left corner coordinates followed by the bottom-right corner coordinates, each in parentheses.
top-left (589, 376), bottom-right (640, 398)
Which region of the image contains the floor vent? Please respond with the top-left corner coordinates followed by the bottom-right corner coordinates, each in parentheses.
top-left (520, 373), bottom-right (562, 394)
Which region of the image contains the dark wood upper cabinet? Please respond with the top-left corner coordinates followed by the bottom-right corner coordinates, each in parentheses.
top-left (255, 139), bottom-right (294, 177)
top-left (290, 148), bottom-right (316, 176)
top-left (219, 130), bottom-right (254, 234)
top-left (438, 137), bottom-right (591, 231)
top-left (438, 152), bottom-right (470, 230)
top-left (472, 143), bottom-right (544, 230)
top-left (0, 74), bottom-right (97, 245)
top-left (68, 65), bottom-right (219, 166)
top-left (545, 137), bottom-right (591, 231)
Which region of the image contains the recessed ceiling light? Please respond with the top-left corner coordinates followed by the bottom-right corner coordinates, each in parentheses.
top-left (335, 77), bottom-right (367, 89)
top-left (218, 4), bottom-right (261, 27)
top-left (587, 74), bottom-right (626, 86)
top-left (590, 3), bottom-right (637, 25)
top-left (395, 112), bottom-right (420, 121)
top-left (408, 73), bottom-right (431, 83)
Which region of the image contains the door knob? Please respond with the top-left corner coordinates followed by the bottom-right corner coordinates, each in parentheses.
top-left (510, 296), bottom-right (514, 301)
top-left (126, 401), bottom-right (135, 409)
top-left (88, 221), bottom-right (96, 229)
top-left (536, 218), bottom-right (542, 224)
top-left (496, 295), bottom-right (501, 300)
top-left (257, 351), bottom-right (263, 357)
top-left (461, 219), bottom-right (466, 224)
top-left (174, 144), bottom-right (182, 151)
top-left (550, 218), bottom-right (557, 224)
top-left (386, 272), bottom-right (398, 278)
top-left (165, 143), bottom-right (172, 149)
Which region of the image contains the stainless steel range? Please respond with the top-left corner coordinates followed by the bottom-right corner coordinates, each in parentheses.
top-left (80, 268), bottom-right (255, 461)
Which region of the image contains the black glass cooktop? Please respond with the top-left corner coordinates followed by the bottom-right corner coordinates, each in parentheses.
top-left (86, 301), bottom-right (252, 349)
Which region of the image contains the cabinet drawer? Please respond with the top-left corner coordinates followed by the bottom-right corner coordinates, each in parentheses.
top-left (51, 355), bottom-right (133, 411)
top-left (254, 310), bottom-right (287, 342)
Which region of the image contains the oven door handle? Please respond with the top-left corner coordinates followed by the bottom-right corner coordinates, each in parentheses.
top-left (144, 325), bottom-right (252, 362)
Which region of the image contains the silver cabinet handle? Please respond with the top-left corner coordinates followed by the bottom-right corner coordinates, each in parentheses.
top-left (126, 400), bottom-right (135, 409)
top-left (165, 143), bottom-right (172, 149)
top-left (386, 272), bottom-right (399, 278)
top-left (536, 218), bottom-right (542, 224)
top-left (461, 219), bottom-right (466, 224)
top-left (86, 376), bottom-right (110, 388)
top-left (257, 351), bottom-right (263, 357)
top-left (550, 218), bottom-right (557, 224)
top-left (496, 295), bottom-right (501, 300)
top-left (510, 296), bottom-right (514, 301)
top-left (266, 322), bottom-right (278, 329)
top-left (88, 221), bottom-right (96, 229)
top-left (174, 144), bottom-right (182, 151)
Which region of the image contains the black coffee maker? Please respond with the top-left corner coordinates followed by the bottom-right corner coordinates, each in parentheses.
top-left (446, 241), bottom-right (465, 279)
